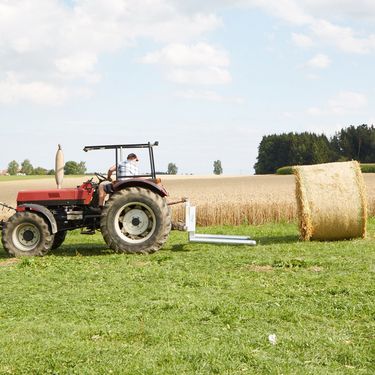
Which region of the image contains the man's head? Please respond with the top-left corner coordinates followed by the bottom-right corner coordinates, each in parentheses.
top-left (127, 153), bottom-right (138, 161)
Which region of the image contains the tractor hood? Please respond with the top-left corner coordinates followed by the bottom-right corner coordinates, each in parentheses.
top-left (17, 188), bottom-right (93, 206)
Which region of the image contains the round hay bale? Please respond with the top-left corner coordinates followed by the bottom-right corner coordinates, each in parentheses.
top-left (293, 161), bottom-right (367, 241)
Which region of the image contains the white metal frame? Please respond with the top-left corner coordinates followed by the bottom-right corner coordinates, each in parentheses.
top-left (185, 201), bottom-right (256, 246)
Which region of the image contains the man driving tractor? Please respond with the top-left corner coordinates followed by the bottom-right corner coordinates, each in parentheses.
top-left (98, 153), bottom-right (139, 207)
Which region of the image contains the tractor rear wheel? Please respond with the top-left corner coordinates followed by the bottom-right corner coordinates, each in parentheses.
top-left (1, 212), bottom-right (54, 257)
top-left (100, 187), bottom-right (171, 254)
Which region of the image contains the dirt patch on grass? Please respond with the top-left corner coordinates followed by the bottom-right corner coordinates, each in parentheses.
top-left (245, 263), bottom-right (323, 273)
top-left (0, 258), bottom-right (19, 267)
top-left (132, 260), bottom-right (152, 267)
top-left (308, 266), bottom-right (323, 272)
top-left (246, 264), bottom-right (273, 272)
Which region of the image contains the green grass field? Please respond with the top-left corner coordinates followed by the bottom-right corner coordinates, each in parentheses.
top-left (0, 175), bottom-right (89, 182)
top-left (0, 175), bottom-right (53, 181)
top-left (0, 220), bottom-right (374, 374)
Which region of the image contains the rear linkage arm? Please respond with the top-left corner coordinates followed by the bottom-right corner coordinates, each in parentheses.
top-left (0, 202), bottom-right (16, 228)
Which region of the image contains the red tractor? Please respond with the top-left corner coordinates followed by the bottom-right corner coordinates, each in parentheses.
top-left (1, 142), bottom-right (172, 256)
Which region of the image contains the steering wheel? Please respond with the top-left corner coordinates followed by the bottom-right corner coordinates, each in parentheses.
top-left (95, 172), bottom-right (108, 182)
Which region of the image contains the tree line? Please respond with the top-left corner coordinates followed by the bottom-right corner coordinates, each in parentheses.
top-left (6, 160), bottom-right (222, 176)
top-left (167, 161), bottom-right (223, 175)
top-left (6, 160), bottom-right (87, 175)
top-left (254, 124), bottom-right (375, 174)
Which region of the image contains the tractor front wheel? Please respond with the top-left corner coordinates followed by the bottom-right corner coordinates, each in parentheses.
top-left (1, 212), bottom-right (55, 257)
top-left (100, 188), bottom-right (171, 254)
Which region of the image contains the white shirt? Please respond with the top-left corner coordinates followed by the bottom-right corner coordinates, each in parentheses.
top-left (118, 160), bottom-right (139, 179)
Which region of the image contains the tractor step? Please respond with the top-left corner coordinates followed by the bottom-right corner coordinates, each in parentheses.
top-left (80, 228), bottom-right (96, 235)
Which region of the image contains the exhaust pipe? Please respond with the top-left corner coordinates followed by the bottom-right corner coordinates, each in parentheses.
top-left (55, 144), bottom-right (64, 189)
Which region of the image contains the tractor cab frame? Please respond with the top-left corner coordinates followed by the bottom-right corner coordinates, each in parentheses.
top-left (83, 141), bottom-right (159, 179)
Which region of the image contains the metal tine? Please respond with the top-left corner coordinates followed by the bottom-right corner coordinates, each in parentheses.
top-left (0, 202), bottom-right (16, 211)
top-left (184, 200), bottom-right (257, 246)
top-left (189, 233), bottom-right (253, 240)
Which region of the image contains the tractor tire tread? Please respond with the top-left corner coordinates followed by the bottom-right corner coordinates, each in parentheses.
top-left (100, 187), bottom-right (171, 254)
top-left (1, 211), bottom-right (54, 257)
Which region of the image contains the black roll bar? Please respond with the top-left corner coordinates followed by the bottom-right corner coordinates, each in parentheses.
top-left (83, 142), bottom-right (159, 152)
top-left (83, 141), bottom-right (159, 179)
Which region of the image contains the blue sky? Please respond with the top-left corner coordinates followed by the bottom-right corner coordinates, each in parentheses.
top-left (0, 0), bottom-right (374, 174)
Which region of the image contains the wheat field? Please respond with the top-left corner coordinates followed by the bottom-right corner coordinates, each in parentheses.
top-left (162, 174), bottom-right (375, 226)
top-left (1, 174), bottom-right (374, 226)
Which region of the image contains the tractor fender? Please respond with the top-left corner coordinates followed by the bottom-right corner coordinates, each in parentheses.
top-left (113, 179), bottom-right (168, 197)
top-left (17, 204), bottom-right (58, 234)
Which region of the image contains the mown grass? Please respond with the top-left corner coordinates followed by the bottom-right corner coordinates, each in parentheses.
top-left (0, 220), bottom-right (374, 374)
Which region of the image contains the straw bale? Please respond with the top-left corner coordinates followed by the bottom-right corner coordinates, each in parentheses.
top-left (294, 161), bottom-right (367, 241)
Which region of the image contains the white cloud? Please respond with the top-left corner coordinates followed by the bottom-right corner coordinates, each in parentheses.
top-left (0, 73), bottom-right (90, 105)
top-left (310, 20), bottom-right (375, 54)
top-left (292, 32), bottom-right (314, 48)
top-left (0, 0), bottom-right (223, 105)
top-left (305, 53), bottom-right (331, 69)
top-left (306, 91), bottom-right (368, 116)
top-left (223, 0), bottom-right (311, 25)
top-left (141, 43), bottom-right (229, 67)
top-left (168, 67), bottom-right (231, 85)
top-left (54, 53), bottom-right (100, 82)
top-left (141, 43), bottom-right (231, 85)
top-left (1, 0), bottom-right (375, 105)
top-left (215, 1), bottom-right (375, 54)
top-left (129, 12), bottom-right (221, 43)
top-left (219, 0), bottom-right (375, 22)
top-left (176, 89), bottom-right (244, 103)
top-left (298, 0), bottom-right (375, 21)
top-left (256, 0), bottom-right (313, 25)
